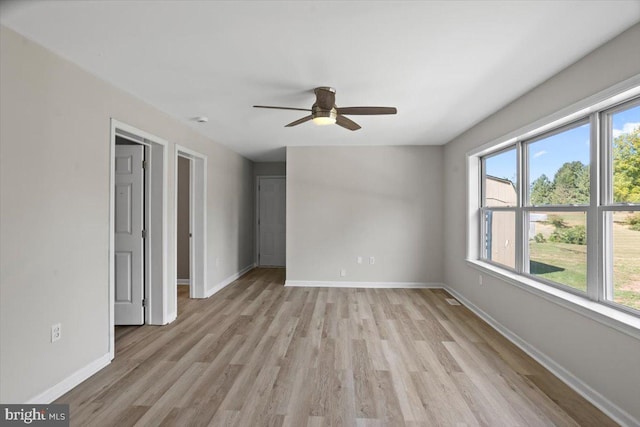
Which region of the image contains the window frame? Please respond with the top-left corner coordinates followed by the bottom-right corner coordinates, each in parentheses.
top-left (480, 146), bottom-right (519, 271)
top-left (466, 78), bottom-right (640, 336)
top-left (480, 208), bottom-right (518, 271)
top-left (522, 117), bottom-right (593, 297)
top-left (598, 97), bottom-right (640, 315)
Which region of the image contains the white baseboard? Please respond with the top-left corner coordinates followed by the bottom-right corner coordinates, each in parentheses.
top-left (27, 264), bottom-right (256, 403)
top-left (285, 280), bottom-right (444, 289)
top-left (26, 353), bottom-right (111, 404)
top-left (205, 263), bottom-right (256, 298)
top-left (165, 311), bottom-right (177, 324)
top-left (177, 279), bottom-right (190, 285)
top-left (29, 274), bottom-right (633, 425)
top-left (444, 286), bottom-right (639, 427)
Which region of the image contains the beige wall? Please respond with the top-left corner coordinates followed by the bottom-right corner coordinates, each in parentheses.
top-left (177, 157), bottom-right (190, 280)
top-left (286, 146), bottom-right (443, 283)
top-left (254, 161), bottom-right (286, 177)
top-left (3, 16), bottom-right (640, 420)
top-left (0, 26), bottom-right (254, 403)
top-left (443, 23), bottom-right (640, 421)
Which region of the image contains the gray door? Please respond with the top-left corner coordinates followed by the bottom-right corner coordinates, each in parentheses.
top-left (258, 177), bottom-right (286, 266)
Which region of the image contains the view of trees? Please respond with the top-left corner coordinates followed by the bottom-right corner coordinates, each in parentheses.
top-left (613, 126), bottom-right (640, 203)
top-left (530, 126), bottom-right (640, 205)
top-left (486, 122), bottom-right (639, 309)
top-left (530, 161), bottom-right (589, 205)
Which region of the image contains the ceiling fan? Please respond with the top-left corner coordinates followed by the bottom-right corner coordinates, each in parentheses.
top-left (253, 87), bottom-right (397, 131)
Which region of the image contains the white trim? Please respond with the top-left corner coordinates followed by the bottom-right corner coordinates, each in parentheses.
top-left (465, 78), bottom-right (640, 344)
top-left (177, 279), bottom-right (191, 285)
top-left (175, 145), bottom-right (208, 160)
top-left (27, 273), bottom-right (637, 426)
top-left (466, 259), bottom-right (640, 341)
top-left (109, 119), bottom-right (170, 360)
top-left (445, 285), bottom-right (639, 427)
top-left (108, 123), bottom-right (116, 359)
top-left (284, 280), bottom-right (444, 289)
top-left (165, 311), bottom-right (177, 325)
top-left (205, 264), bottom-right (256, 298)
top-left (174, 145), bottom-right (208, 301)
top-left (26, 353), bottom-right (111, 404)
top-left (255, 177), bottom-right (259, 265)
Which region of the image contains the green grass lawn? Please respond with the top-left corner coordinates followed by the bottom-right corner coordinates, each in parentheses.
top-left (529, 212), bottom-right (640, 311)
top-left (610, 214), bottom-right (640, 310)
top-left (529, 241), bottom-right (587, 291)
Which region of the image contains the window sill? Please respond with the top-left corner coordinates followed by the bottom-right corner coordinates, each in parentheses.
top-left (465, 259), bottom-right (640, 341)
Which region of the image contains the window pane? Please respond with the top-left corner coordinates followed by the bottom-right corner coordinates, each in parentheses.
top-left (484, 210), bottom-right (516, 269)
top-left (528, 123), bottom-right (590, 206)
top-left (484, 148), bottom-right (517, 207)
top-left (610, 104), bottom-right (640, 204)
top-left (528, 211), bottom-right (587, 292)
top-left (608, 211), bottom-right (640, 311)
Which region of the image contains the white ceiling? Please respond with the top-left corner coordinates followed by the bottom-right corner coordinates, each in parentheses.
top-left (2, 1), bottom-right (639, 161)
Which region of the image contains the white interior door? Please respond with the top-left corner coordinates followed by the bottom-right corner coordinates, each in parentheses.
top-left (258, 177), bottom-right (286, 266)
top-left (114, 145), bottom-right (144, 325)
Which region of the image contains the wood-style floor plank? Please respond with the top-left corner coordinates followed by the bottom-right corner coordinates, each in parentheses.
top-left (56, 268), bottom-right (617, 426)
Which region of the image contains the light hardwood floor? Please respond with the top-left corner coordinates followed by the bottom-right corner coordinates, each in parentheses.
top-left (57, 268), bottom-right (617, 426)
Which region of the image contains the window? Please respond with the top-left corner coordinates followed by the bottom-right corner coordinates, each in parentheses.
top-left (603, 101), bottom-right (640, 312)
top-left (482, 148), bottom-right (517, 269)
top-left (525, 121), bottom-right (590, 293)
top-left (475, 94), bottom-right (640, 317)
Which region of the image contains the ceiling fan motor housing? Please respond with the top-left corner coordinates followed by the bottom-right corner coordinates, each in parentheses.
top-left (312, 86), bottom-right (337, 120)
top-left (314, 86), bottom-right (336, 95)
top-left (312, 104), bottom-right (337, 120)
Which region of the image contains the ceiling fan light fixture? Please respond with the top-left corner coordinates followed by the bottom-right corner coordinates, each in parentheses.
top-left (312, 108), bottom-right (337, 126)
top-left (312, 116), bottom-right (336, 126)
top-left (253, 86), bottom-right (396, 131)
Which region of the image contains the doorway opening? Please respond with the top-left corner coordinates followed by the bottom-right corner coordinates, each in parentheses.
top-left (109, 120), bottom-right (169, 359)
top-left (174, 145), bottom-right (207, 307)
top-left (177, 156), bottom-right (191, 304)
top-left (256, 176), bottom-right (286, 267)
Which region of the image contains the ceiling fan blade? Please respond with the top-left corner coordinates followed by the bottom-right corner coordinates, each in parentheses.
top-left (253, 105), bottom-right (312, 112)
top-left (336, 106), bottom-right (397, 115)
top-left (336, 115), bottom-right (361, 131)
top-left (285, 115), bottom-right (313, 127)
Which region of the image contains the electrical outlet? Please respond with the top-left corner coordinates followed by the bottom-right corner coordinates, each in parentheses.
top-left (51, 323), bottom-right (61, 343)
top-left (369, 256), bottom-right (375, 265)
top-left (357, 256), bottom-right (363, 264)
top-left (340, 268), bottom-right (347, 277)
top-left (479, 274), bottom-right (483, 285)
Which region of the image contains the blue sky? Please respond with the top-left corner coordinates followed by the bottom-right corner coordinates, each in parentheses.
top-left (486, 105), bottom-right (640, 185)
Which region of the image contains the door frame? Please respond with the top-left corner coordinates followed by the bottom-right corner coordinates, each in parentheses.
top-left (174, 145), bottom-right (207, 300)
top-left (255, 175), bottom-right (286, 267)
top-left (109, 119), bottom-right (169, 359)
